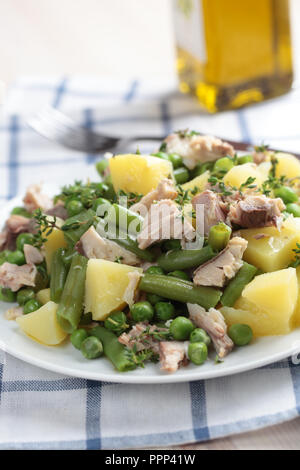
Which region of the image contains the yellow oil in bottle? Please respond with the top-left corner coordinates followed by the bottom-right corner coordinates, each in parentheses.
top-left (173, 0), bottom-right (293, 112)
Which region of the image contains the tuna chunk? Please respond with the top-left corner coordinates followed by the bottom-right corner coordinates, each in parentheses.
top-left (193, 236), bottom-right (248, 287)
top-left (122, 271), bottom-right (143, 307)
top-left (0, 262), bottom-right (37, 292)
top-left (159, 341), bottom-right (187, 373)
top-left (192, 190), bottom-right (226, 237)
top-left (164, 133), bottom-right (234, 170)
top-left (228, 195), bottom-right (285, 228)
top-left (137, 199), bottom-right (195, 250)
top-left (24, 244), bottom-right (43, 265)
top-left (131, 178), bottom-right (177, 215)
top-left (0, 215), bottom-right (33, 251)
top-left (188, 303), bottom-right (233, 359)
top-left (45, 202), bottom-right (68, 220)
top-left (23, 184), bottom-right (52, 213)
top-left (79, 226), bottom-right (140, 265)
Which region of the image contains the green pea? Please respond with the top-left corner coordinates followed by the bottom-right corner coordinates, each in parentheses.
top-left (66, 199), bottom-right (84, 217)
top-left (71, 328), bottom-right (89, 350)
top-left (81, 336), bottom-right (103, 359)
top-left (167, 270), bottom-right (190, 281)
top-left (16, 233), bottom-right (35, 251)
top-left (228, 323), bottom-right (253, 346)
top-left (17, 288), bottom-right (35, 306)
top-left (23, 299), bottom-right (42, 315)
top-left (145, 266), bottom-right (164, 275)
top-left (130, 301), bottom-right (154, 323)
top-left (170, 316), bottom-right (195, 340)
top-left (155, 302), bottom-right (175, 321)
top-left (174, 167), bottom-right (190, 185)
top-left (80, 188), bottom-right (95, 206)
top-left (213, 157), bottom-right (234, 175)
top-left (274, 186), bottom-right (298, 204)
top-left (96, 159), bottom-right (109, 176)
top-left (10, 207), bottom-right (31, 218)
top-left (286, 203), bottom-right (300, 218)
top-left (146, 293), bottom-right (165, 305)
top-left (188, 342), bottom-right (208, 365)
top-left (104, 311), bottom-right (129, 335)
top-left (7, 250), bottom-right (26, 266)
top-left (190, 328), bottom-right (211, 346)
top-left (0, 287), bottom-right (16, 303)
top-left (168, 153), bottom-right (183, 169)
top-left (238, 155), bottom-right (253, 165)
top-left (162, 239), bottom-right (181, 252)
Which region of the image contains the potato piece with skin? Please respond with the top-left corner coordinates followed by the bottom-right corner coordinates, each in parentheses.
top-left (36, 288), bottom-right (51, 305)
top-left (85, 259), bottom-right (143, 321)
top-left (181, 171), bottom-right (210, 195)
top-left (16, 301), bottom-right (67, 345)
top-left (240, 222), bottom-right (300, 272)
top-left (109, 154), bottom-right (174, 195)
top-left (242, 267), bottom-right (298, 318)
top-left (223, 162), bottom-right (263, 190)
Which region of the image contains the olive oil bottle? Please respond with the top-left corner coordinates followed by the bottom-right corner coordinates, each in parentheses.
top-left (173, 0), bottom-right (293, 112)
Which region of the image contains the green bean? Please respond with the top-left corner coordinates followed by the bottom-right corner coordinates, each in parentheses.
top-left (106, 204), bottom-right (143, 235)
top-left (62, 209), bottom-right (96, 245)
top-left (50, 248), bottom-right (68, 303)
top-left (208, 223), bottom-right (232, 252)
top-left (56, 254), bottom-right (87, 333)
top-left (97, 218), bottom-right (154, 262)
top-left (274, 186), bottom-right (298, 204)
top-left (238, 155), bottom-right (253, 165)
top-left (221, 262), bottom-right (258, 307)
top-left (90, 326), bottom-right (136, 372)
top-left (71, 328), bottom-right (89, 349)
top-left (139, 274), bottom-right (222, 310)
top-left (81, 336), bottom-right (103, 359)
top-left (157, 245), bottom-right (215, 272)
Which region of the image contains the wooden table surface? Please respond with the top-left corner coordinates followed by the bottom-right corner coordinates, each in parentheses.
top-left (1, 0), bottom-right (300, 450)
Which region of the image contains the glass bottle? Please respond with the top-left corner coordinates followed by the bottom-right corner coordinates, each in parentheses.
top-left (173, 0), bottom-right (293, 112)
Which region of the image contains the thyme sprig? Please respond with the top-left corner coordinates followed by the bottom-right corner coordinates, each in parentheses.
top-left (290, 243), bottom-right (300, 268)
top-left (33, 209), bottom-right (58, 247)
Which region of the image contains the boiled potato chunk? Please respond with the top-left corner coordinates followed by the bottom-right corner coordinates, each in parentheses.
top-left (16, 301), bottom-right (67, 345)
top-left (36, 288), bottom-right (51, 305)
top-left (242, 268), bottom-right (298, 319)
top-left (181, 171), bottom-right (210, 195)
top-left (223, 163), bottom-right (263, 190)
top-left (240, 223), bottom-right (300, 272)
top-left (292, 267), bottom-right (300, 328)
top-left (221, 300), bottom-right (291, 336)
top-left (275, 152), bottom-right (300, 180)
top-left (44, 217), bottom-right (67, 273)
top-left (85, 259), bottom-right (143, 321)
top-left (109, 154), bottom-right (174, 195)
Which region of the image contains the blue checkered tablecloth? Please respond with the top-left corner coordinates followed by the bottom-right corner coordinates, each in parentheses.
top-left (0, 76), bottom-right (300, 450)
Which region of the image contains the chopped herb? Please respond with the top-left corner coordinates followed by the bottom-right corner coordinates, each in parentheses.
top-left (254, 143), bottom-right (270, 153)
top-left (290, 243), bottom-right (300, 268)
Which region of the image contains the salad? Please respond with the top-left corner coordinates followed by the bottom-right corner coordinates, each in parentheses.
top-left (1, 130), bottom-right (300, 374)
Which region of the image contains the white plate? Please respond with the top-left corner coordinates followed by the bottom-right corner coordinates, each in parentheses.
top-left (1, 191), bottom-right (300, 384)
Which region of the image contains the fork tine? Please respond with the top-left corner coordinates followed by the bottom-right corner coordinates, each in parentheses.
top-left (28, 107), bottom-right (119, 152)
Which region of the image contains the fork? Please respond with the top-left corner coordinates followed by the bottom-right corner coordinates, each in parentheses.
top-left (27, 106), bottom-right (165, 153)
top-left (28, 106), bottom-right (300, 158)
